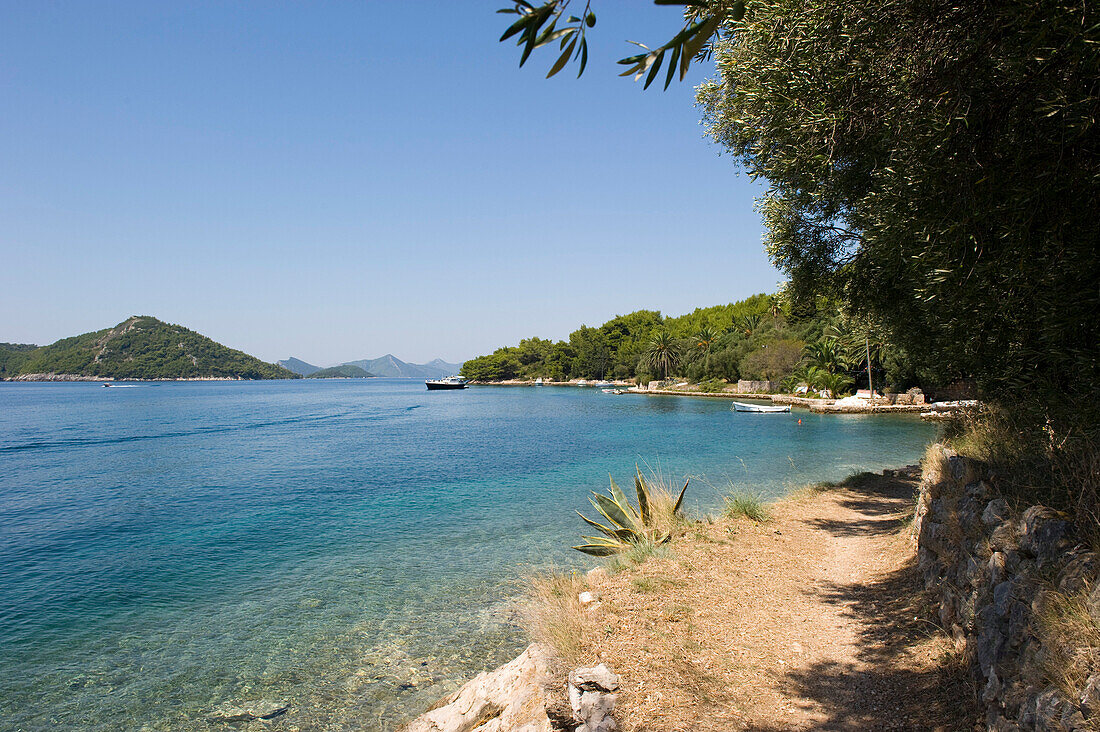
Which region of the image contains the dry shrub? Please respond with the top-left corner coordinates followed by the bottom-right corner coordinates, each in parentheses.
top-left (1037, 585), bottom-right (1100, 725)
top-left (521, 572), bottom-right (597, 668)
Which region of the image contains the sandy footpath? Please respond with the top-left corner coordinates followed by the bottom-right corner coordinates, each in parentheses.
top-left (582, 474), bottom-right (977, 731)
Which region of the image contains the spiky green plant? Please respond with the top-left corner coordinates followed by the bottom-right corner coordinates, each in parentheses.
top-left (573, 472), bottom-right (689, 556)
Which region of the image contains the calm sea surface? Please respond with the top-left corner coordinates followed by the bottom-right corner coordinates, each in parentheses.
top-left (0, 379), bottom-right (936, 730)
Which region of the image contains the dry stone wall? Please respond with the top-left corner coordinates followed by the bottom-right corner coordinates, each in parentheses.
top-left (915, 445), bottom-right (1099, 730)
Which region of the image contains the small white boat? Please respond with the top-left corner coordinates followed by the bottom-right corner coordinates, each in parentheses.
top-left (425, 376), bottom-right (468, 391)
top-left (732, 401), bottom-right (791, 413)
top-left (593, 380), bottom-right (612, 387)
top-left (534, 377), bottom-right (544, 386)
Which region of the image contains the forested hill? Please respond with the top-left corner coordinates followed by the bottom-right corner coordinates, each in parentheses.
top-left (457, 293), bottom-right (923, 394)
top-left (460, 293), bottom-right (812, 383)
top-left (1, 317), bottom-right (298, 380)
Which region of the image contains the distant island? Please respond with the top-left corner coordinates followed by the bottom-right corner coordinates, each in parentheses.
top-left (279, 354), bottom-right (462, 379)
top-left (276, 356), bottom-right (322, 377)
top-left (305, 365), bottom-right (374, 379)
top-left (0, 316), bottom-right (297, 381)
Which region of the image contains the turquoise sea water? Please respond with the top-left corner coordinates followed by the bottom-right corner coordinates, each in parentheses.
top-left (0, 379), bottom-right (937, 730)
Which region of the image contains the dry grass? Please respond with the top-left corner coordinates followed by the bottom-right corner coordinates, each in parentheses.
top-left (945, 407), bottom-right (1100, 546)
top-left (520, 572), bottom-right (598, 669)
top-left (1037, 585), bottom-right (1100, 727)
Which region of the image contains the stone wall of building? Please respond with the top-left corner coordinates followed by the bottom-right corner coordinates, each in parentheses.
top-left (915, 445), bottom-right (1098, 730)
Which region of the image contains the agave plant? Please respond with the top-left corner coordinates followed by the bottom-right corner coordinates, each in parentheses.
top-left (573, 472), bottom-right (688, 556)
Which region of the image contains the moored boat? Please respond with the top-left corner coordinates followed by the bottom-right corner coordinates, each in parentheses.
top-left (732, 401), bottom-right (791, 413)
top-left (425, 376), bottom-right (468, 390)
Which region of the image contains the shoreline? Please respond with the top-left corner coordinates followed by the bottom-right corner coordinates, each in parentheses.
top-left (471, 380), bottom-right (977, 417)
top-left (2, 373), bottom-right (294, 382)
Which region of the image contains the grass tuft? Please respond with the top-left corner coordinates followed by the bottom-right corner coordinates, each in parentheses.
top-left (723, 489), bottom-right (772, 523)
top-left (606, 540), bottom-right (672, 573)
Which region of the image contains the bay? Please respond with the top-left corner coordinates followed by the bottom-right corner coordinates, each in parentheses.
top-left (0, 379), bottom-right (936, 730)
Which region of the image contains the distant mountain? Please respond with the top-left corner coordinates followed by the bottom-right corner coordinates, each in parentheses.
top-left (305, 365), bottom-right (374, 379)
top-left (342, 354), bottom-right (460, 379)
top-left (424, 358), bottom-right (463, 375)
top-left (2, 316), bottom-right (297, 380)
top-left (278, 357), bottom-right (321, 376)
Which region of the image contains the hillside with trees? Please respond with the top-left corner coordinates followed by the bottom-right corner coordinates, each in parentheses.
top-left (0, 343), bottom-right (39, 378)
top-left (461, 293), bottom-right (924, 396)
top-left (2, 317), bottom-right (297, 380)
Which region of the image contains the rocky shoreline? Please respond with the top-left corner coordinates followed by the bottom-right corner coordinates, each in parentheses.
top-left (4, 373), bottom-right (276, 382)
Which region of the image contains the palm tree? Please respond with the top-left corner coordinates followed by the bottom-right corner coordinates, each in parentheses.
top-left (737, 313), bottom-right (762, 338)
top-left (642, 331), bottom-right (681, 380)
top-left (691, 327), bottom-right (719, 361)
top-left (803, 339), bottom-right (849, 376)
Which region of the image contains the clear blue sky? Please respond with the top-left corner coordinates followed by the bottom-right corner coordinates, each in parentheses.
top-left (0, 1), bottom-right (777, 365)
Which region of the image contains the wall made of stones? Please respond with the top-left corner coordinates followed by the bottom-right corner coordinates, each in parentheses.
top-left (915, 445), bottom-right (1099, 730)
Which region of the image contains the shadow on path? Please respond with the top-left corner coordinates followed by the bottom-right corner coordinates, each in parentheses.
top-left (762, 477), bottom-right (980, 731)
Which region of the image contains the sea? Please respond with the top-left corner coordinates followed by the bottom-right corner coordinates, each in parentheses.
top-left (0, 379), bottom-right (937, 730)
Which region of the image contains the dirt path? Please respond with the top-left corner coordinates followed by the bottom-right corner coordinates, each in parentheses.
top-left (582, 473), bottom-right (977, 731)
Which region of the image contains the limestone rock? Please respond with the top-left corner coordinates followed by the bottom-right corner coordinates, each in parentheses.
top-left (568, 664), bottom-right (619, 732)
top-left (578, 591), bottom-right (600, 608)
top-left (404, 645), bottom-right (555, 732)
top-left (1019, 506), bottom-right (1073, 566)
top-left (1057, 552), bottom-right (1098, 595)
top-left (983, 498), bottom-right (1012, 527)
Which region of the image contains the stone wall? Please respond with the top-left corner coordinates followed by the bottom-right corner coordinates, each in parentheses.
top-left (736, 380), bottom-right (775, 394)
top-left (915, 445), bottom-right (1099, 730)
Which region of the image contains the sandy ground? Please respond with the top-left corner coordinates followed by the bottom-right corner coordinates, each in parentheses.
top-left (580, 474), bottom-right (979, 731)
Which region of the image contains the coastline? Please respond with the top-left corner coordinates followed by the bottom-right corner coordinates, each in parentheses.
top-left (470, 380), bottom-right (977, 417)
top-left (2, 373), bottom-right (293, 382)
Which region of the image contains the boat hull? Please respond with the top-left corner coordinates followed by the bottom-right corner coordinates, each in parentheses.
top-left (425, 381), bottom-right (468, 390)
top-left (732, 402), bottom-right (791, 413)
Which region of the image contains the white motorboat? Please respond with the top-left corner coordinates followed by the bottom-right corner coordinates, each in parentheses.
top-left (732, 401), bottom-right (791, 413)
top-left (425, 376), bottom-right (468, 390)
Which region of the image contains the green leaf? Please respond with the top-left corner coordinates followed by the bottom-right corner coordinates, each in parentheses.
top-left (607, 477), bottom-right (639, 524)
top-left (592, 492), bottom-right (638, 532)
top-left (574, 543), bottom-right (619, 557)
top-left (547, 36), bottom-right (577, 78)
top-left (576, 509), bottom-right (619, 539)
top-left (673, 478), bottom-right (689, 514)
top-left (499, 14), bottom-right (531, 42)
top-left (634, 470), bottom-right (651, 526)
top-left (664, 43), bottom-right (682, 90)
top-left (577, 37), bottom-right (588, 77)
top-left (643, 50), bottom-right (664, 89)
